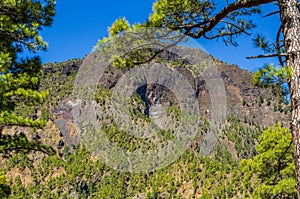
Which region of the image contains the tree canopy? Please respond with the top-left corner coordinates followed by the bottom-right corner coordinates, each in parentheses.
top-left (241, 123), bottom-right (296, 198)
top-left (0, 0), bottom-right (56, 156)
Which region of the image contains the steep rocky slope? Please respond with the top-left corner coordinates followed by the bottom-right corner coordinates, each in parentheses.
top-left (32, 47), bottom-right (290, 162)
top-left (1, 46), bottom-right (291, 198)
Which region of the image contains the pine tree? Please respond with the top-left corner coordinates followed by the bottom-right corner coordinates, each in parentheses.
top-left (240, 123), bottom-right (296, 198)
top-left (0, 0), bottom-right (56, 156)
top-left (141, 0), bottom-right (300, 195)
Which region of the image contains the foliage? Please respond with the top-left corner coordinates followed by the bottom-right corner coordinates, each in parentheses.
top-left (0, 1), bottom-right (56, 196)
top-left (0, 171), bottom-right (11, 199)
top-left (94, 17), bottom-right (130, 51)
top-left (223, 115), bottom-right (261, 159)
top-left (0, 132), bottom-right (55, 158)
top-left (2, 56), bottom-right (296, 198)
top-left (94, 17), bottom-right (189, 69)
top-left (0, 0), bottom-right (55, 126)
top-left (253, 64), bottom-right (292, 88)
top-left (240, 123), bottom-right (296, 198)
top-left (2, 0), bottom-right (298, 198)
top-left (108, 17), bottom-right (130, 36)
top-left (149, 0), bottom-right (261, 46)
top-left (0, 0), bottom-right (56, 154)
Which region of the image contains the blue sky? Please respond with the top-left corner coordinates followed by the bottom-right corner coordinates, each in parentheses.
top-left (38, 0), bottom-right (281, 72)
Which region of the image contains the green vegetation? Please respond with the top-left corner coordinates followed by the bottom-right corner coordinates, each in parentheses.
top-left (0, 0), bottom-right (56, 156)
top-left (240, 123), bottom-right (296, 198)
top-left (1, 48), bottom-right (294, 199)
top-left (1, 0), bottom-right (298, 198)
top-left (0, 171), bottom-right (11, 198)
top-left (222, 115), bottom-right (261, 159)
top-left (0, 1), bottom-right (56, 197)
top-left (0, 0), bottom-right (55, 128)
top-left (1, 58), bottom-right (295, 197)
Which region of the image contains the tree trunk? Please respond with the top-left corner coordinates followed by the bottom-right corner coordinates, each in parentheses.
top-left (279, 0), bottom-right (300, 196)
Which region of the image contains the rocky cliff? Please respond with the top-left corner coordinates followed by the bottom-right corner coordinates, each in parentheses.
top-left (1, 46), bottom-right (291, 198)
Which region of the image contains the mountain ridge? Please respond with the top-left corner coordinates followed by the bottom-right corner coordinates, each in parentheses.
top-left (1, 46), bottom-right (292, 198)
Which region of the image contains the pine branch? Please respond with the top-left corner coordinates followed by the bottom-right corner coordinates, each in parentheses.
top-left (246, 53), bottom-right (288, 59)
top-left (262, 10), bottom-right (280, 18)
top-left (186, 0), bottom-right (274, 38)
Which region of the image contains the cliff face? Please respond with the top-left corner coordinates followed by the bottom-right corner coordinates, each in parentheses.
top-left (217, 63), bottom-right (289, 127)
top-left (1, 47), bottom-right (291, 198)
top-left (33, 47), bottom-right (290, 150)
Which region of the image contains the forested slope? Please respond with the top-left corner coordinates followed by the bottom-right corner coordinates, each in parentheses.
top-left (0, 47), bottom-right (294, 198)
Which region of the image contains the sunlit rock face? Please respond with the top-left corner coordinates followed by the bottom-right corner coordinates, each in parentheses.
top-left (32, 46), bottom-right (290, 155)
top-left (149, 101), bottom-right (166, 129)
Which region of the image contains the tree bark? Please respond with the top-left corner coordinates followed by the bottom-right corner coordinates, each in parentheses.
top-left (279, 0), bottom-right (300, 196)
